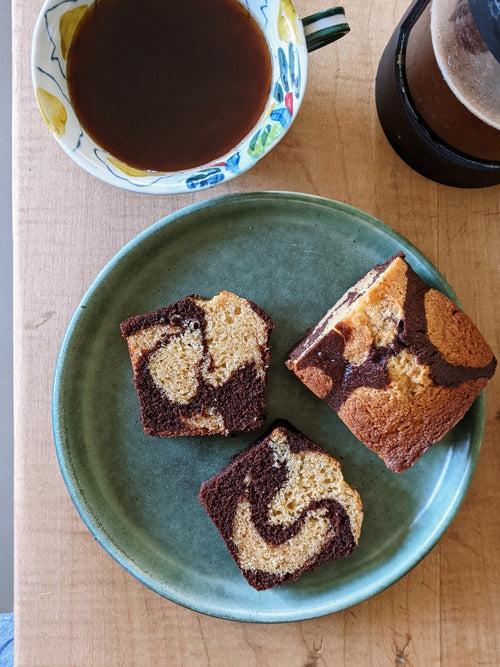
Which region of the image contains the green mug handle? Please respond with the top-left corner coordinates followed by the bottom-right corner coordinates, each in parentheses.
top-left (302, 7), bottom-right (350, 52)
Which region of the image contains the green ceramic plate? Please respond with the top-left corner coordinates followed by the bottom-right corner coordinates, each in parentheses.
top-left (53, 192), bottom-right (484, 622)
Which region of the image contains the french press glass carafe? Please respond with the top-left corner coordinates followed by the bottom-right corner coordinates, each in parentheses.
top-left (376, 0), bottom-right (500, 187)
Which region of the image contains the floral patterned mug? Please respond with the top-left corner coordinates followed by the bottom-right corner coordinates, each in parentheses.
top-left (32, 1), bottom-right (349, 194)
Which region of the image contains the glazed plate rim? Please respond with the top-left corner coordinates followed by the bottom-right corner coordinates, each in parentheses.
top-left (52, 191), bottom-right (485, 622)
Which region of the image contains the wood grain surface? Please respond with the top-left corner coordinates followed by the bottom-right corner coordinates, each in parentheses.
top-left (13, 0), bottom-right (500, 665)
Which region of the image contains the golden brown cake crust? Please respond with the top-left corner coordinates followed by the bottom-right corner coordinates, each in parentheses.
top-left (286, 254), bottom-right (496, 472)
top-left (424, 289), bottom-right (493, 367)
top-left (338, 377), bottom-right (487, 472)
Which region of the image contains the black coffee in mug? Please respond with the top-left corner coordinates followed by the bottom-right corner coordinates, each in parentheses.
top-left (67, 0), bottom-right (272, 172)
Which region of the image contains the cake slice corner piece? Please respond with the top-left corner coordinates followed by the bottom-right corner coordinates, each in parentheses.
top-left (286, 253), bottom-right (496, 472)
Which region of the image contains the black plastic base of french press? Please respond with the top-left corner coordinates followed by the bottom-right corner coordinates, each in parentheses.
top-left (375, 0), bottom-right (500, 189)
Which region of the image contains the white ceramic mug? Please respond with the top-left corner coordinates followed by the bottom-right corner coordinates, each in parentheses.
top-left (32, 1), bottom-right (349, 194)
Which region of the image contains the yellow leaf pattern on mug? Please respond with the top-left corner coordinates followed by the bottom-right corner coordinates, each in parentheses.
top-left (60, 5), bottom-right (88, 60)
top-left (36, 88), bottom-right (67, 136)
top-left (106, 155), bottom-right (161, 177)
top-left (277, 0), bottom-right (302, 43)
top-left (263, 100), bottom-right (277, 117)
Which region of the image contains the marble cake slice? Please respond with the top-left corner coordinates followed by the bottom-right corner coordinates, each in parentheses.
top-left (120, 291), bottom-right (274, 436)
top-left (199, 421), bottom-right (363, 590)
top-left (286, 253), bottom-right (496, 472)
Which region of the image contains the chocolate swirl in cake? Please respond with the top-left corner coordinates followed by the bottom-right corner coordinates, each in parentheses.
top-left (199, 423), bottom-right (361, 590)
top-left (121, 293), bottom-right (274, 436)
top-left (292, 256), bottom-right (496, 412)
top-left (401, 266), bottom-right (496, 386)
top-left (287, 254), bottom-right (496, 472)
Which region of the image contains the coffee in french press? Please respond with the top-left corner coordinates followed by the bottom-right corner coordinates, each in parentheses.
top-left (376, 0), bottom-right (500, 187)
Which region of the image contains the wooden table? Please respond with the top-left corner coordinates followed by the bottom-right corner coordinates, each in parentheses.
top-left (13, 0), bottom-right (500, 664)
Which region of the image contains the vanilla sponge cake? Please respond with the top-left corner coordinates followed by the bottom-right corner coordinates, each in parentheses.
top-left (120, 291), bottom-right (274, 436)
top-left (199, 422), bottom-right (363, 590)
top-left (286, 253), bottom-right (496, 472)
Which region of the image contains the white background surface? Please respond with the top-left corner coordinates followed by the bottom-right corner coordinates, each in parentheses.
top-left (1, 0), bottom-right (13, 612)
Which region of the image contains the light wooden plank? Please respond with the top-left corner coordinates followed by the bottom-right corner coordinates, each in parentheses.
top-left (13, 0), bottom-right (499, 664)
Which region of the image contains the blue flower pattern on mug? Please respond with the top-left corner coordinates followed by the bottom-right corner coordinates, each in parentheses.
top-left (186, 152), bottom-right (241, 190)
top-left (247, 43), bottom-right (300, 159)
